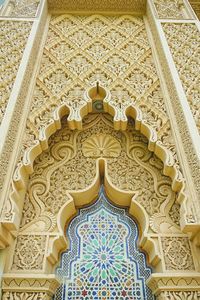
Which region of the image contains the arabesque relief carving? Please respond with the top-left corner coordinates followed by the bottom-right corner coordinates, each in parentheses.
top-left (147, 4), bottom-right (200, 223)
top-left (8, 114), bottom-right (192, 273)
top-left (1, 0), bottom-right (40, 17)
top-left (161, 237), bottom-right (195, 270)
top-left (19, 14), bottom-right (181, 171)
top-left (2, 276), bottom-right (59, 300)
top-left (0, 20), bottom-right (32, 125)
top-left (163, 23), bottom-right (200, 134)
top-left (12, 235), bottom-right (46, 271)
top-left (1, 11), bottom-right (200, 299)
top-left (153, 0), bottom-right (189, 19)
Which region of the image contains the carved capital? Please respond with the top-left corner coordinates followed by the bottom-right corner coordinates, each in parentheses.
top-left (147, 274), bottom-right (200, 296)
top-left (2, 274), bottom-right (60, 295)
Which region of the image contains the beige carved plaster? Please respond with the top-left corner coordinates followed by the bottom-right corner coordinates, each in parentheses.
top-left (47, 0), bottom-right (146, 14)
top-left (146, 2), bottom-right (200, 227)
top-left (163, 23), bottom-right (200, 134)
top-left (1, 0), bottom-right (40, 17)
top-left (0, 1), bottom-right (47, 239)
top-left (1, 10), bottom-right (200, 299)
top-left (18, 14), bottom-right (181, 170)
top-left (2, 113), bottom-right (199, 298)
top-left (153, 0), bottom-right (191, 19)
top-left (2, 275), bottom-right (59, 299)
top-left (0, 20), bottom-right (32, 125)
top-left (147, 274), bottom-right (200, 298)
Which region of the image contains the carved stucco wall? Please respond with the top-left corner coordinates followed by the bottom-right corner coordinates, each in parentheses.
top-left (0, 0), bottom-right (40, 17)
top-left (0, 2), bottom-right (200, 299)
top-left (2, 113), bottom-right (197, 299)
top-left (153, 0), bottom-right (189, 19)
top-left (18, 14), bottom-right (181, 169)
top-left (0, 20), bottom-right (32, 124)
top-left (163, 23), bottom-right (200, 133)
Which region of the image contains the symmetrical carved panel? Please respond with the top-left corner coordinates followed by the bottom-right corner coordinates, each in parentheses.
top-left (20, 14), bottom-right (180, 169)
top-left (163, 23), bottom-right (200, 134)
top-left (6, 114), bottom-right (192, 279)
top-left (1, 0), bottom-right (40, 17)
top-left (161, 237), bottom-right (195, 270)
top-left (18, 114), bottom-right (180, 235)
top-left (11, 235), bottom-right (46, 270)
top-left (153, 0), bottom-right (189, 19)
top-left (0, 21), bottom-right (32, 125)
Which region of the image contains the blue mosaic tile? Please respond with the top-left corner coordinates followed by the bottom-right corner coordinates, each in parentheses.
top-left (54, 187), bottom-right (154, 300)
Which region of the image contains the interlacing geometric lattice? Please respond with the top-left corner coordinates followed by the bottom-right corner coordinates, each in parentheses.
top-left (55, 189), bottom-right (154, 300)
top-left (163, 23), bottom-right (200, 134)
top-left (22, 14), bottom-right (179, 165)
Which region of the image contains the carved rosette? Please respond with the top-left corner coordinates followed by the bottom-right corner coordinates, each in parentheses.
top-left (82, 134), bottom-right (121, 158)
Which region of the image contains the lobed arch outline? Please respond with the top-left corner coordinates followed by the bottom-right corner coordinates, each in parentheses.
top-left (5, 84), bottom-right (189, 275)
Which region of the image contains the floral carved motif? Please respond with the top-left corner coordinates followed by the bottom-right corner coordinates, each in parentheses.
top-left (21, 13), bottom-right (178, 167)
top-left (153, 0), bottom-right (188, 19)
top-left (161, 237), bottom-right (195, 270)
top-left (0, 21), bottom-right (32, 125)
top-left (82, 134), bottom-right (121, 158)
top-left (11, 235), bottom-right (46, 270)
top-left (163, 23), bottom-right (200, 133)
top-left (5, 0), bottom-right (40, 17)
top-left (18, 114), bottom-right (180, 235)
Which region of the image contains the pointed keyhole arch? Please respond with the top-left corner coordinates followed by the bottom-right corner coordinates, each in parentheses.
top-left (54, 187), bottom-right (155, 300)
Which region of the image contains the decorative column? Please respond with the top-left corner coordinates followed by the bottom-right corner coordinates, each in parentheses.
top-left (0, 0), bottom-right (61, 298)
top-left (146, 0), bottom-right (200, 298)
top-left (0, 0), bottom-right (48, 245)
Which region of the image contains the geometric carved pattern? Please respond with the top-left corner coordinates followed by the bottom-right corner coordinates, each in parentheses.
top-left (11, 235), bottom-right (46, 270)
top-left (22, 14), bottom-right (179, 167)
top-left (0, 20), bottom-right (32, 125)
top-left (161, 237), bottom-right (195, 270)
top-left (19, 114), bottom-right (180, 234)
top-left (4, 0), bottom-right (40, 17)
top-left (163, 23), bottom-right (200, 134)
top-left (55, 191), bottom-right (154, 300)
top-left (153, 0), bottom-right (189, 19)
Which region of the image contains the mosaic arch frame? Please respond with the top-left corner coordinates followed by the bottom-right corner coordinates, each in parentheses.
top-left (55, 187), bottom-right (155, 300)
top-left (2, 105), bottom-right (199, 299)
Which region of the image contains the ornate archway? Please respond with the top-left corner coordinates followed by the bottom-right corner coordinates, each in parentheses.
top-left (2, 112), bottom-right (197, 299)
top-left (55, 188), bottom-right (154, 300)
